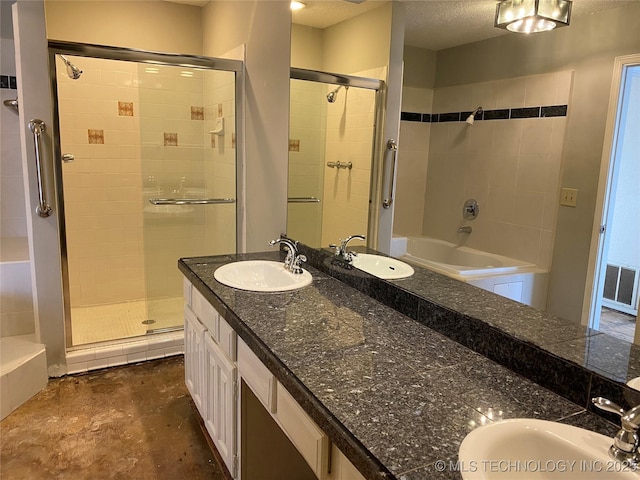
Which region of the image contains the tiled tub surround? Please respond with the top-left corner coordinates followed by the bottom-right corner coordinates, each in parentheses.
top-left (297, 244), bottom-right (640, 418)
top-left (395, 70), bottom-right (573, 270)
top-left (179, 252), bottom-right (619, 480)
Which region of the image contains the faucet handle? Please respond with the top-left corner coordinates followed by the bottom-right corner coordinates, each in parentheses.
top-left (593, 397), bottom-right (640, 464)
top-left (593, 397), bottom-right (626, 417)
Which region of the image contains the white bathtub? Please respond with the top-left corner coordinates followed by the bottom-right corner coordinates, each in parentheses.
top-left (398, 236), bottom-right (535, 277)
top-left (391, 236), bottom-right (548, 309)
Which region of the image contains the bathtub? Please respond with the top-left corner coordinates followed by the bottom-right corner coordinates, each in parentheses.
top-left (392, 236), bottom-right (548, 309)
top-left (397, 236), bottom-right (535, 277)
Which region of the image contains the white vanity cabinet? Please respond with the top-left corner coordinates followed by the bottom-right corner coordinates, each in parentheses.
top-left (183, 277), bottom-right (364, 480)
top-left (184, 279), bottom-right (238, 477)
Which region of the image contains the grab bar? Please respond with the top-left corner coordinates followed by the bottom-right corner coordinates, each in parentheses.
top-left (383, 139), bottom-right (397, 209)
top-left (149, 198), bottom-right (235, 205)
top-left (288, 197), bottom-right (321, 203)
top-left (29, 119), bottom-right (52, 217)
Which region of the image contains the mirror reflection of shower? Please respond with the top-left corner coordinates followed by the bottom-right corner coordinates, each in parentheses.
top-left (327, 85), bottom-right (348, 103)
top-left (59, 55), bottom-right (83, 79)
top-left (288, 72), bottom-right (381, 248)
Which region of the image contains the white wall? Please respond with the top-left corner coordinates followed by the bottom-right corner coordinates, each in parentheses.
top-left (202, 0), bottom-right (290, 252)
top-left (45, 0), bottom-right (203, 55)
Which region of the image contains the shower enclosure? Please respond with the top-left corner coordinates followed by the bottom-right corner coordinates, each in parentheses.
top-left (287, 68), bottom-right (385, 248)
top-left (49, 43), bottom-right (242, 347)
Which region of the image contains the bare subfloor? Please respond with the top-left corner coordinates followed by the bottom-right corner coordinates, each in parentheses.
top-left (1, 356), bottom-right (224, 480)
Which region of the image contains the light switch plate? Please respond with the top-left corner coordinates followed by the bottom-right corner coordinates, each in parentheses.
top-left (560, 188), bottom-right (578, 207)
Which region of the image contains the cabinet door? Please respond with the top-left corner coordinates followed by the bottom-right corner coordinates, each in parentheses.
top-left (205, 334), bottom-right (237, 477)
top-left (185, 305), bottom-right (206, 414)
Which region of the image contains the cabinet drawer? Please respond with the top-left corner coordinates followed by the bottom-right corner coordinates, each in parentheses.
top-left (276, 383), bottom-right (329, 480)
top-left (238, 338), bottom-right (276, 413)
top-left (218, 315), bottom-right (237, 362)
top-left (192, 287), bottom-right (219, 338)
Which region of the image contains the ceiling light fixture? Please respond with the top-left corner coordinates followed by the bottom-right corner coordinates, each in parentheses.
top-left (290, 1), bottom-right (306, 11)
top-left (495, 0), bottom-right (572, 34)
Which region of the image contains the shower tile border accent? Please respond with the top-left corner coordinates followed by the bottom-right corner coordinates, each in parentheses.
top-left (400, 104), bottom-right (568, 123)
top-left (0, 75), bottom-right (17, 89)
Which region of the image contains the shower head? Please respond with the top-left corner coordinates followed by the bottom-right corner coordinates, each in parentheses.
top-left (327, 85), bottom-right (348, 103)
top-left (466, 106), bottom-right (483, 125)
top-left (60, 55), bottom-right (83, 80)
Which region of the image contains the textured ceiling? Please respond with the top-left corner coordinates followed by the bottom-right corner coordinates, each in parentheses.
top-left (292, 0), bottom-right (635, 51)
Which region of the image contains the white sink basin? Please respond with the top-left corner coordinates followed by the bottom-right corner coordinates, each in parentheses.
top-left (459, 419), bottom-right (639, 479)
top-left (627, 377), bottom-right (640, 390)
top-left (214, 260), bottom-right (312, 292)
top-left (351, 253), bottom-right (414, 279)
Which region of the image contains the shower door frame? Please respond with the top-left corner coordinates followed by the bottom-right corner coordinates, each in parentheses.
top-left (288, 67), bottom-right (386, 249)
top-left (48, 41), bottom-right (245, 349)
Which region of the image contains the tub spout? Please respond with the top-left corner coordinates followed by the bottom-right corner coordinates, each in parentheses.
top-left (457, 226), bottom-right (472, 234)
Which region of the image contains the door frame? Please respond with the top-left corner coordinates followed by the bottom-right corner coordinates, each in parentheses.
top-left (583, 53), bottom-right (640, 333)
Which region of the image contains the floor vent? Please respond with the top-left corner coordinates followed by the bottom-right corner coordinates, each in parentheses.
top-left (603, 264), bottom-right (639, 316)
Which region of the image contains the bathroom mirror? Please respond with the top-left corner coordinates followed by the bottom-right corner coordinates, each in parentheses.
top-left (287, 69), bottom-right (384, 250)
top-left (291, 1), bottom-right (640, 389)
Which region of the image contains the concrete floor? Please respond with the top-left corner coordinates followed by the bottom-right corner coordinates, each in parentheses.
top-left (0, 356), bottom-right (225, 479)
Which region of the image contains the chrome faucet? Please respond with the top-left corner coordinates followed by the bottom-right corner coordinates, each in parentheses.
top-left (330, 234), bottom-right (366, 263)
top-left (269, 238), bottom-right (307, 274)
top-left (457, 226), bottom-right (472, 234)
top-left (592, 397), bottom-right (640, 466)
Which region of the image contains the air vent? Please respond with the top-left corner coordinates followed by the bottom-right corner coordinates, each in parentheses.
top-left (603, 264), bottom-right (639, 315)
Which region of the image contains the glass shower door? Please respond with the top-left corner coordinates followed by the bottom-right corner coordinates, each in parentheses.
top-left (287, 76), bottom-right (378, 248)
top-left (55, 53), bottom-right (237, 346)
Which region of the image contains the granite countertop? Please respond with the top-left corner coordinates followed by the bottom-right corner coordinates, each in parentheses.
top-left (299, 245), bottom-right (640, 416)
top-left (179, 251), bottom-right (618, 480)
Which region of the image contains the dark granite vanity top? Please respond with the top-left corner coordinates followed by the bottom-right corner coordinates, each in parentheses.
top-left (179, 251), bottom-right (620, 480)
top-left (298, 244), bottom-right (640, 417)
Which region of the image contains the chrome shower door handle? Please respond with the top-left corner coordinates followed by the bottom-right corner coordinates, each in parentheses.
top-left (28, 119), bottom-right (52, 217)
top-left (383, 139), bottom-right (397, 209)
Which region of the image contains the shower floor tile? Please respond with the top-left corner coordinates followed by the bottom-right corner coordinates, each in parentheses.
top-left (71, 296), bottom-right (184, 346)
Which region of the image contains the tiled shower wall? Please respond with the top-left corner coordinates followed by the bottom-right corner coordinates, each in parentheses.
top-left (399, 71), bottom-right (573, 269)
top-left (58, 56), bottom-right (234, 308)
top-left (288, 79), bottom-right (326, 247)
top-left (320, 67), bottom-right (381, 247)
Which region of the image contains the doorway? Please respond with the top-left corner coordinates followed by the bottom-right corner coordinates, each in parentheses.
top-left (49, 43), bottom-right (241, 347)
top-left (588, 57), bottom-right (640, 343)
top-left (287, 68), bottom-right (384, 249)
